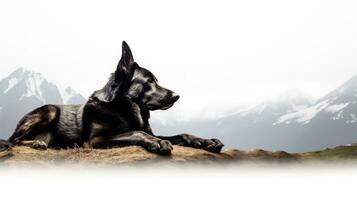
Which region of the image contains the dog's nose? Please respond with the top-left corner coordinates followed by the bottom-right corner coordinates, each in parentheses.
top-left (172, 93), bottom-right (180, 101)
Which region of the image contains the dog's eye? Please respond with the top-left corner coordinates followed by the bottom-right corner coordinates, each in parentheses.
top-left (147, 79), bottom-right (154, 83)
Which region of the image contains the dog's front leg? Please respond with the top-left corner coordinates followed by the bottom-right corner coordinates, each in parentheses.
top-left (90, 131), bottom-right (173, 155)
top-left (157, 134), bottom-right (224, 153)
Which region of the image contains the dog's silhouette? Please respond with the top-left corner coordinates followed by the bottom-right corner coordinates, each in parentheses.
top-left (0, 41), bottom-right (223, 155)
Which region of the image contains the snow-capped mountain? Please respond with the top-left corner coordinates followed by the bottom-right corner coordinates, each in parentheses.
top-left (152, 88), bottom-right (314, 152)
top-left (0, 68), bottom-right (85, 105)
top-left (276, 76), bottom-right (357, 125)
top-left (235, 88), bottom-right (313, 124)
top-left (152, 77), bottom-right (357, 153)
top-left (59, 86), bottom-right (88, 105)
top-left (0, 68), bottom-right (86, 137)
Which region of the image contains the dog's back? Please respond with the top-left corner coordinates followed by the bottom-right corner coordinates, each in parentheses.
top-left (54, 104), bottom-right (84, 146)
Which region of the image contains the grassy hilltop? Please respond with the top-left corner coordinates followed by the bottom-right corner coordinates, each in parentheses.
top-left (2, 144), bottom-right (357, 166)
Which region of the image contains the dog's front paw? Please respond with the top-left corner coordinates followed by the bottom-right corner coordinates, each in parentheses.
top-left (146, 139), bottom-right (173, 155)
top-left (179, 134), bottom-right (224, 153)
top-left (204, 138), bottom-right (224, 153)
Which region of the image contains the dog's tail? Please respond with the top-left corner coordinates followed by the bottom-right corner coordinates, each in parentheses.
top-left (0, 139), bottom-right (12, 152)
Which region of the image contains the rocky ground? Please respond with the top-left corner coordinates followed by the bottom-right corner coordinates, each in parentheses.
top-left (2, 143), bottom-right (357, 167)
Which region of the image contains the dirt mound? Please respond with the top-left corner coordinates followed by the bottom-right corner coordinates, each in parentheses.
top-left (2, 144), bottom-right (357, 166)
top-left (0, 145), bottom-right (297, 166)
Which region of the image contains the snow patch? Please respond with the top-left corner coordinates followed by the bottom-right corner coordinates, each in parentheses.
top-left (288, 104), bottom-right (308, 112)
top-left (331, 111), bottom-right (344, 120)
top-left (4, 77), bottom-right (18, 93)
top-left (325, 103), bottom-right (350, 113)
top-left (349, 114), bottom-right (357, 123)
top-left (16, 70), bottom-right (46, 103)
top-left (275, 100), bottom-right (329, 124)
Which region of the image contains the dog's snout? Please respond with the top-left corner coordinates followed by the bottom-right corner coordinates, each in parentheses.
top-left (172, 93), bottom-right (180, 101)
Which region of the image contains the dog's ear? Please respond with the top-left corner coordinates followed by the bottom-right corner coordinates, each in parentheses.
top-left (116, 41), bottom-right (134, 75)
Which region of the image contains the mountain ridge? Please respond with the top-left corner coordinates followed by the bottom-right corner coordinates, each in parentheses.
top-left (0, 67), bottom-right (86, 137)
top-left (152, 75), bottom-right (357, 152)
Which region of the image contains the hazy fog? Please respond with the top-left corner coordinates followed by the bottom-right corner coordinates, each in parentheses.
top-left (1, 0), bottom-right (357, 119)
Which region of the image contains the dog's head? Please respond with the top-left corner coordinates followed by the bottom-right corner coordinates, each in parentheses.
top-left (93, 41), bottom-right (179, 111)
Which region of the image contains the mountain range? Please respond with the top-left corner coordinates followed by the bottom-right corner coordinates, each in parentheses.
top-left (151, 77), bottom-right (357, 152)
top-left (1, 68), bottom-right (357, 152)
top-left (0, 68), bottom-right (86, 136)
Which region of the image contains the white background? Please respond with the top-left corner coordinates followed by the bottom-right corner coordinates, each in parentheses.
top-left (0, 166), bottom-right (356, 200)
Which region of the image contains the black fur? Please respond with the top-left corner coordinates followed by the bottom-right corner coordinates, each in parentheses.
top-left (0, 41), bottom-right (223, 155)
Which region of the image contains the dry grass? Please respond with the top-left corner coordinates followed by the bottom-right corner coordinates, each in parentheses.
top-left (2, 144), bottom-right (357, 167)
top-left (0, 145), bottom-right (296, 166)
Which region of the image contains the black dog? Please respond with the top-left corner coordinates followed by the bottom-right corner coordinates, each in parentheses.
top-left (0, 41), bottom-right (223, 155)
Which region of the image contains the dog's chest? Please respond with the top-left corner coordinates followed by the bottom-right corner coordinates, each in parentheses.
top-left (92, 103), bottom-right (146, 133)
top-left (131, 103), bottom-right (144, 128)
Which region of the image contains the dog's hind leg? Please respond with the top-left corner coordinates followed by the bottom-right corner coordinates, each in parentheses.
top-left (0, 139), bottom-right (12, 152)
top-left (157, 134), bottom-right (224, 153)
top-left (17, 131), bottom-right (54, 150)
top-left (90, 131), bottom-right (173, 155)
top-left (17, 140), bottom-right (47, 150)
top-left (9, 105), bottom-right (59, 146)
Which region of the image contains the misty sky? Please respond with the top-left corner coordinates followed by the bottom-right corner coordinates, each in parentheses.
top-left (1, 0), bottom-right (357, 119)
